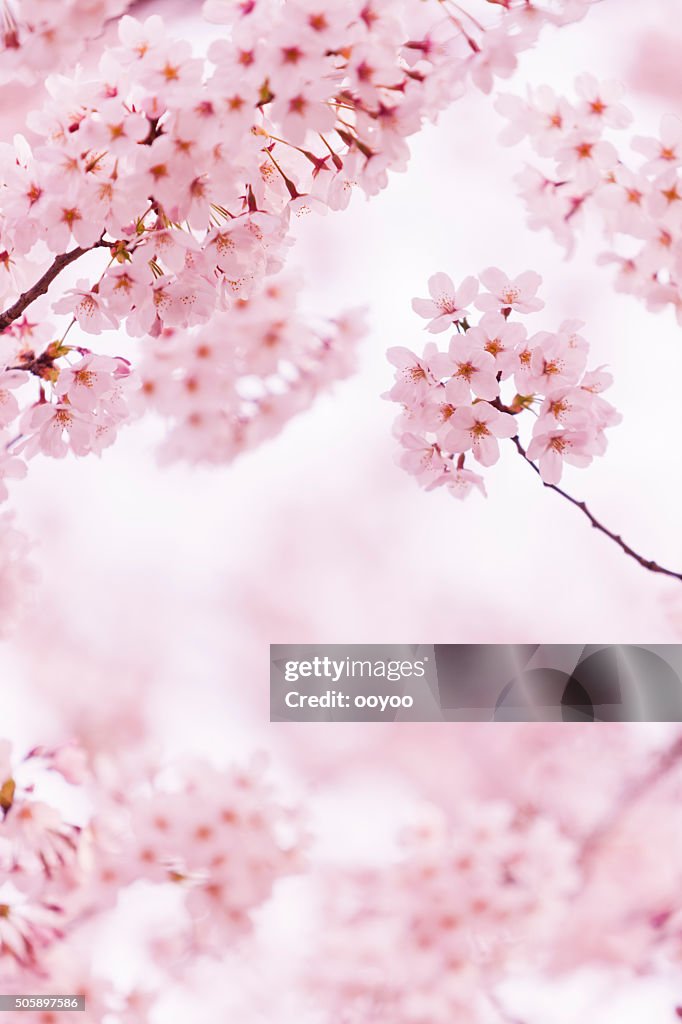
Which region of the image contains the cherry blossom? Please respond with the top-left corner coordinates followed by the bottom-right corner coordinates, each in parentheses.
top-left (445, 402), bottom-right (517, 466)
top-left (53, 282), bottom-right (118, 336)
top-left (0, 736), bottom-right (303, 1005)
top-left (388, 269), bottom-right (618, 492)
top-left (386, 268), bottom-right (682, 579)
top-left (439, 336), bottom-right (500, 404)
top-left (0, 0), bottom-right (134, 90)
top-left (412, 273), bottom-right (479, 333)
top-left (0, 437), bottom-right (27, 501)
top-left (464, 313), bottom-right (524, 378)
top-left (0, 0), bottom-right (602, 626)
top-left (309, 802), bottom-right (579, 1024)
top-left (476, 267), bottom-right (544, 314)
top-left (0, 370), bottom-right (26, 426)
top-left (497, 76), bottom-right (682, 323)
top-left (428, 464), bottom-right (487, 500)
top-left (386, 345), bottom-right (439, 404)
top-left (52, 354), bottom-right (131, 414)
top-left (526, 426), bottom-right (596, 484)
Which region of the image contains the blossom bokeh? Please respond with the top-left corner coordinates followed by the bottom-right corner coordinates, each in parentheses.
top-left (2, 0), bottom-right (682, 1021)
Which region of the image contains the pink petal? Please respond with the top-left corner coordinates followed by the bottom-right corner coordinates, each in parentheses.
top-left (456, 275), bottom-right (479, 307)
top-left (387, 346), bottom-right (417, 368)
top-left (411, 297), bottom-right (440, 319)
top-left (539, 449), bottom-right (562, 485)
top-left (448, 406), bottom-right (476, 429)
top-left (490, 411), bottom-right (519, 438)
top-left (427, 272), bottom-right (456, 301)
top-left (474, 435), bottom-right (499, 467)
top-left (479, 267), bottom-right (508, 295)
top-left (472, 373), bottom-right (500, 401)
top-left (444, 427), bottom-right (470, 453)
top-left (515, 270), bottom-right (542, 295)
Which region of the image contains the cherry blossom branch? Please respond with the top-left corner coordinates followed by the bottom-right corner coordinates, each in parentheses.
top-left (487, 990), bottom-right (526, 1024)
top-left (0, 242), bottom-right (108, 333)
top-left (579, 732), bottom-right (682, 870)
top-left (509, 434), bottom-right (682, 583)
top-left (389, 271), bottom-right (680, 585)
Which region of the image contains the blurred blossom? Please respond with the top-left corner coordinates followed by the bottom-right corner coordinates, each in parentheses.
top-left (0, 1), bottom-right (681, 1022)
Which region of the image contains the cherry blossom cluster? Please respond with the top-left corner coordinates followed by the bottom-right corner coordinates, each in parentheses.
top-left (0, 0), bottom-right (132, 88)
top-left (386, 268), bottom-right (620, 499)
top-left (0, 738), bottom-right (302, 1018)
top-left (138, 276), bottom-right (365, 464)
top-left (0, 0), bottom-right (598, 525)
top-left (497, 75), bottom-right (682, 323)
top-left (310, 802), bottom-right (578, 1023)
top-left (306, 727), bottom-right (682, 1024)
top-left (0, 320), bottom-right (138, 511)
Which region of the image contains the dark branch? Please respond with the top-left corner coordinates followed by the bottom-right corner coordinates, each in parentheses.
top-left (509, 434), bottom-right (682, 583)
top-left (0, 243), bottom-right (106, 334)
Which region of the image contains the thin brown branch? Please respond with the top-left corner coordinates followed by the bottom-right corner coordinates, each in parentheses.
top-left (579, 733), bottom-right (682, 870)
top-left (0, 243), bottom-right (107, 334)
top-left (510, 434), bottom-right (682, 583)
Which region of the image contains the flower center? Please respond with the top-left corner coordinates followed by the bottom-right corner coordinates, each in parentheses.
top-left (456, 361), bottom-right (475, 380)
top-left (549, 398), bottom-right (568, 419)
top-left (408, 366), bottom-right (426, 382)
top-left (75, 369), bottom-right (95, 388)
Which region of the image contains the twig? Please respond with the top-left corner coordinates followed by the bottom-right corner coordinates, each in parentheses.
top-left (0, 243), bottom-right (107, 333)
top-left (579, 732), bottom-right (682, 870)
top-left (487, 990), bottom-right (526, 1024)
top-left (509, 434), bottom-right (682, 583)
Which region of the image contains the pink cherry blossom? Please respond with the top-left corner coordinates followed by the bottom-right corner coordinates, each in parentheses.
top-left (464, 313), bottom-right (525, 378)
top-left (387, 270), bottom-right (619, 502)
top-left (0, 439), bottom-right (27, 503)
top-left (0, 0), bottom-right (600, 565)
top-left (528, 329), bottom-right (588, 391)
top-left (426, 465), bottom-right (487, 500)
top-left (53, 282), bottom-right (117, 335)
top-left (476, 267), bottom-right (544, 314)
top-left (412, 273), bottom-right (479, 333)
top-left (498, 79), bottom-right (682, 324)
top-left (0, 371), bottom-right (27, 427)
top-left (397, 432), bottom-right (449, 486)
top-left (439, 335), bottom-right (500, 404)
top-left (386, 345), bottom-right (438, 402)
top-left (445, 401), bottom-right (518, 467)
top-left (527, 426), bottom-right (595, 484)
top-left (18, 403), bottom-right (97, 459)
top-left (633, 114), bottom-right (682, 174)
top-left (53, 354), bottom-right (131, 414)
top-left (574, 73), bottom-right (633, 129)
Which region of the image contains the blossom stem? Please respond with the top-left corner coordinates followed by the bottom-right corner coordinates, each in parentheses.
top-left (0, 243), bottom-right (107, 333)
top-left (487, 990), bottom-right (526, 1024)
top-left (509, 434), bottom-right (682, 583)
top-left (579, 732), bottom-right (682, 869)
